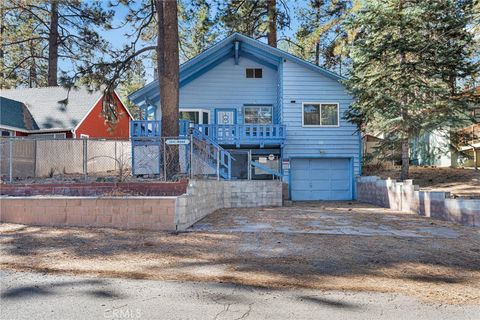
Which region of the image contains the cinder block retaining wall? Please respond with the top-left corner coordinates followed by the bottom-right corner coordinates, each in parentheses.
top-left (0, 197), bottom-right (177, 230)
top-left (175, 180), bottom-right (283, 230)
top-left (357, 176), bottom-right (480, 227)
top-left (0, 180), bottom-right (282, 231)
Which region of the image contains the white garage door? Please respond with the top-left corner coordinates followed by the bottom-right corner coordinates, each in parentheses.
top-left (291, 158), bottom-right (352, 201)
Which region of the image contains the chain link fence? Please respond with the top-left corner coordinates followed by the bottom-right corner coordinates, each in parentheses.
top-left (0, 137), bottom-right (131, 182)
top-left (1, 136), bottom-right (281, 183)
top-left (132, 136), bottom-right (218, 180)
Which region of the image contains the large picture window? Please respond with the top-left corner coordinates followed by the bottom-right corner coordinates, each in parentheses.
top-left (244, 106), bottom-right (273, 124)
top-left (302, 103), bottom-right (339, 127)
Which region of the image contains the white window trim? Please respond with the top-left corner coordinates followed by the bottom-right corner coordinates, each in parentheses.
top-left (301, 102), bottom-right (340, 128)
top-left (179, 108), bottom-right (210, 124)
top-left (243, 105), bottom-right (273, 124)
top-left (80, 134), bottom-right (89, 139)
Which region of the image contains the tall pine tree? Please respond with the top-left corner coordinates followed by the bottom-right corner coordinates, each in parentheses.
top-left (293, 0), bottom-right (360, 75)
top-left (345, 0), bottom-right (479, 179)
top-left (1, 0), bottom-right (113, 87)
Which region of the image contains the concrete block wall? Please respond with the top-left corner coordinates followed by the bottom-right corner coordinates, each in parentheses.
top-left (357, 176), bottom-right (480, 227)
top-left (175, 180), bottom-right (283, 230)
top-left (0, 196), bottom-right (177, 230)
top-left (1, 180), bottom-right (282, 231)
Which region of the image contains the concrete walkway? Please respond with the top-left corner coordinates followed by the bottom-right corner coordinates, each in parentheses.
top-left (1, 270), bottom-right (478, 320)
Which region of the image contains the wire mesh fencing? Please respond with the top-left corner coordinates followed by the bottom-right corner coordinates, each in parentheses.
top-left (132, 136), bottom-right (219, 181)
top-left (0, 137), bottom-right (131, 182)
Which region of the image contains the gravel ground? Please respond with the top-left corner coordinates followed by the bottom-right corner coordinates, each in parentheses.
top-left (1, 202), bottom-right (479, 305)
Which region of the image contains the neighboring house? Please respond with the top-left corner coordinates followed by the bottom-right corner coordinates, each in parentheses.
top-left (129, 33), bottom-right (360, 201)
top-left (455, 86), bottom-right (480, 167)
top-left (0, 86), bottom-right (133, 139)
top-left (0, 97), bottom-right (39, 137)
top-left (410, 86), bottom-right (480, 168)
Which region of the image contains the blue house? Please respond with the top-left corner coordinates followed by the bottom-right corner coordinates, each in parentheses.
top-left (129, 33), bottom-right (361, 201)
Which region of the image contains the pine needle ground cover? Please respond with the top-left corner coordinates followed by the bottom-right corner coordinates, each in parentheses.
top-left (1, 202), bottom-right (479, 305)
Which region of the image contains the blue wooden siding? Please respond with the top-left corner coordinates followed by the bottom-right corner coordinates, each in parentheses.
top-left (281, 60), bottom-right (360, 176)
top-left (155, 57), bottom-right (278, 125)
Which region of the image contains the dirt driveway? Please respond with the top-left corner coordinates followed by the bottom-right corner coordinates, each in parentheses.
top-left (1, 202), bottom-right (479, 305)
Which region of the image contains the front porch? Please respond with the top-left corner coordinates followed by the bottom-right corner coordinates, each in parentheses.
top-left (130, 120), bottom-right (286, 147)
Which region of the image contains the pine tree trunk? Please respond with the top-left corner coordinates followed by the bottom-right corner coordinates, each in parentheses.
top-left (155, 0), bottom-right (180, 179)
top-left (267, 0), bottom-right (277, 47)
top-left (47, 0), bottom-right (59, 86)
top-left (0, 3), bottom-right (4, 88)
top-left (315, 42), bottom-right (320, 66)
top-left (161, 0), bottom-right (179, 138)
top-left (400, 139), bottom-right (410, 180)
top-left (314, 4), bottom-right (320, 66)
top-left (29, 40), bottom-right (37, 88)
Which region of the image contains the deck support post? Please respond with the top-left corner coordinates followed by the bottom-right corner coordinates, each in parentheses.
top-left (8, 138), bottom-right (13, 182)
top-left (216, 149), bottom-right (220, 180)
top-left (247, 150), bottom-right (252, 180)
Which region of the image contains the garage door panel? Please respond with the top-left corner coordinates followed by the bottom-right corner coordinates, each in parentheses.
top-left (291, 158), bottom-right (352, 201)
top-left (292, 191), bottom-right (312, 200)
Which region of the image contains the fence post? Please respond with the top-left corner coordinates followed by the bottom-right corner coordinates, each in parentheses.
top-left (247, 150), bottom-right (252, 181)
top-left (33, 139), bottom-right (37, 178)
top-left (83, 138), bottom-right (88, 180)
top-left (8, 138), bottom-right (13, 182)
top-left (216, 149), bottom-right (220, 180)
top-left (162, 138), bottom-right (167, 181)
top-left (114, 141), bottom-right (117, 172)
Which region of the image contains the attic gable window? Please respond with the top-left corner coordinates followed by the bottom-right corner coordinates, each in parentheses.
top-left (246, 68), bottom-right (262, 78)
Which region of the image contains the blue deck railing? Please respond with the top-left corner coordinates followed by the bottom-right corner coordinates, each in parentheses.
top-left (130, 120), bottom-right (161, 137)
top-left (131, 120), bottom-right (285, 146)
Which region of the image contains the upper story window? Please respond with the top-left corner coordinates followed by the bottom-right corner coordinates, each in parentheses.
top-left (244, 106), bottom-right (272, 124)
top-left (246, 68), bottom-right (262, 78)
top-left (302, 103), bottom-right (339, 127)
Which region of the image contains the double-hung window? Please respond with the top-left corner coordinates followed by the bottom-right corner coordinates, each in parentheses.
top-left (244, 106), bottom-right (273, 124)
top-left (302, 103), bottom-right (339, 127)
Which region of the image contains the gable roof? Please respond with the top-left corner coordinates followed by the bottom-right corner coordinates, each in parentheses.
top-left (0, 97), bottom-right (39, 131)
top-left (129, 32), bottom-right (345, 106)
top-left (1, 86), bottom-right (106, 131)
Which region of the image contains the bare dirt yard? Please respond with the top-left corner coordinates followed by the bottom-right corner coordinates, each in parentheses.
top-left (1, 202), bottom-right (479, 305)
top-left (363, 165), bottom-right (480, 197)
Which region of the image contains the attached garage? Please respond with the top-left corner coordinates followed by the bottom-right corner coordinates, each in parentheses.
top-left (290, 158), bottom-right (352, 201)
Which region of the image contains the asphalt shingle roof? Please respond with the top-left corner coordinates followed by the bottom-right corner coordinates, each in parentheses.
top-left (0, 96), bottom-right (39, 131)
top-left (0, 86), bottom-right (102, 131)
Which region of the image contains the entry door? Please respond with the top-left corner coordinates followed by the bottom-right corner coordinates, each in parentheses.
top-left (291, 158), bottom-right (352, 201)
top-left (215, 109), bottom-right (236, 141)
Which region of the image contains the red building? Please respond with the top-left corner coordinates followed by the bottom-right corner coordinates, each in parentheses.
top-left (0, 87), bottom-right (133, 139)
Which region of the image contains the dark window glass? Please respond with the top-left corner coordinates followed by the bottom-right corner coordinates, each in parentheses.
top-left (321, 104), bottom-right (339, 126)
top-left (303, 104), bottom-right (320, 125)
top-left (202, 112), bottom-right (209, 124)
top-left (180, 111), bottom-right (199, 124)
top-left (244, 107), bottom-right (272, 124)
top-left (246, 68), bottom-right (254, 78)
top-left (254, 68), bottom-right (262, 78)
